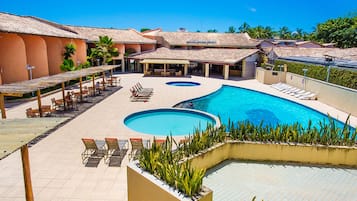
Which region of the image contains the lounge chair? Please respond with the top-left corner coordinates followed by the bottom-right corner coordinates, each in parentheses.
top-left (129, 138), bottom-right (150, 160)
top-left (51, 98), bottom-right (64, 110)
top-left (136, 83), bottom-right (153, 94)
top-left (81, 138), bottom-right (105, 164)
top-left (104, 138), bottom-right (121, 164)
top-left (299, 93), bottom-right (317, 100)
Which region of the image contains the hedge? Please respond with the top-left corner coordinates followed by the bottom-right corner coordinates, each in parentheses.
top-left (274, 60), bottom-right (357, 90)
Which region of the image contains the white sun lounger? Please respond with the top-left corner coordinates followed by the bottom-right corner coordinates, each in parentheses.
top-left (299, 93), bottom-right (317, 100)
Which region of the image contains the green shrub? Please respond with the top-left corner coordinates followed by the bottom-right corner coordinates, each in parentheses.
top-left (274, 60), bottom-right (357, 89)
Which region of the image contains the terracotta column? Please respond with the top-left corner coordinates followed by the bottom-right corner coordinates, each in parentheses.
top-left (224, 64), bottom-right (229, 80)
top-left (205, 63), bottom-right (210, 77)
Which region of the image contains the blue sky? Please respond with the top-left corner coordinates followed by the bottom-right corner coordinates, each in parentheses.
top-left (1, 0), bottom-right (356, 33)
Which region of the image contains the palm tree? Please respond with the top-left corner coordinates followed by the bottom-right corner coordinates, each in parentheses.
top-left (207, 29), bottom-right (218, 33)
top-left (63, 43), bottom-right (76, 60)
top-left (278, 26), bottom-right (292, 39)
top-left (226, 26), bottom-right (236, 33)
top-left (238, 22), bottom-right (250, 33)
top-left (90, 36), bottom-right (119, 65)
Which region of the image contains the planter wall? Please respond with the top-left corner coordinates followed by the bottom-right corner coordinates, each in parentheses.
top-left (190, 142), bottom-right (357, 170)
top-left (127, 163), bottom-right (213, 201)
top-left (127, 141), bottom-right (357, 201)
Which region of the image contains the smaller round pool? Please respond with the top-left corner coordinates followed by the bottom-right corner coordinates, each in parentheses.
top-left (124, 108), bottom-right (218, 136)
top-left (166, 81), bottom-right (201, 87)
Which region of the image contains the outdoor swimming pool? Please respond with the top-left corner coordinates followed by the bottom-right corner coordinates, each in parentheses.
top-left (124, 108), bottom-right (217, 136)
top-left (166, 81), bottom-right (201, 86)
top-left (177, 85), bottom-right (349, 128)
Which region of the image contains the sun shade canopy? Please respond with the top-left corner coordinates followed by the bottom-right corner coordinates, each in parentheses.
top-left (0, 117), bottom-right (68, 159)
top-left (140, 59), bottom-right (190, 65)
top-left (0, 65), bottom-right (119, 96)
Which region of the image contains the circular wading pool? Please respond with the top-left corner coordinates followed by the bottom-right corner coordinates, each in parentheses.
top-left (166, 81), bottom-right (201, 86)
top-left (124, 108), bottom-right (218, 136)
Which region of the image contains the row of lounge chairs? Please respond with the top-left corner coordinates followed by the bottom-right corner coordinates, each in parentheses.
top-left (81, 137), bottom-right (171, 166)
top-left (271, 83), bottom-right (317, 100)
top-left (130, 82), bottom-right (153, 102)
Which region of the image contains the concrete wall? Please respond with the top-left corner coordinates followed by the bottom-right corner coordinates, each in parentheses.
top-left (286, 72), bottom-right (357, 116)
top-left (0, 33), bottom-right (28, 83)
top-left (21, 34), bottom-right (49, 79)
top-left (242, 54), bottom-right (258, 78)
top-left (255, 67), bottom-right (286, 84)
top-left (189, 142), bottom-right (357, 171)
top-left (127, 164), bottom-right (212, 201)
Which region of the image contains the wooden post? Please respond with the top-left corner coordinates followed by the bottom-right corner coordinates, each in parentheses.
top-left (61, 82), bottom-right (66, 109)
top-left (92, 74), bottom-right (96, 95)
top-left (102, 72), bottom-right (106, 91)
top-left (21, 145), bottom-right (34, 201)
top-left (184, 64), bottom-right (188, 76)
top-left (79, 77), bottom-right (83, 102)
top-left (0, 94), bottom-right (6, 119)
top-left (36, 89), bottom-right (42, 117)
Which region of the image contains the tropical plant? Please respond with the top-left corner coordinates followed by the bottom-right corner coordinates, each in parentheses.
top-left (140, 28), bottom-right (151, 32)
top-left (238, 22), bottom-right (251, 33)
top-left (226, 26), bottom-right (236, 33)
top-left (277, 26), bottom-right (292, 39)
top-left (90, 35), bottom-right (119, 65)
top-left (274, 60), bottom-right (357, 89)
top-left (313, 16), bottom-right (357, 48)
top-left (207, 29), bottom-right (218, 33)
top-left (60, 43), bottom-right (76, 72)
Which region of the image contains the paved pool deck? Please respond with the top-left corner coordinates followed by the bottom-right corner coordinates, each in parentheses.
top-left (0, 74), bottom-right (356, 201)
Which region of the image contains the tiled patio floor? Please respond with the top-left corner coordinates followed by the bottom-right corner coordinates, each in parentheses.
top-left (0, 74), bottom-right (356, 201)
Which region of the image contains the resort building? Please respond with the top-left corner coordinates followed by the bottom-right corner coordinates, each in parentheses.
top-left (141, 28), bottom-right (259, 49)
top-left (0, 12), bottom-right (86, 85)
top-left (267, 47), bottom-right (357, 69)
top-left (260, 39), bottom-right (323, 48)
top-left (65, 26), bottom-right (157, 72)
top-left (130, 47), bottom-right (259, 79)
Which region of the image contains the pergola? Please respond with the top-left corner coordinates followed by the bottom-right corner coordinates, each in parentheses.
top-left (0, 117), bottom-right (68, 201)
top-left (0, 65), bottom-right (119, 119)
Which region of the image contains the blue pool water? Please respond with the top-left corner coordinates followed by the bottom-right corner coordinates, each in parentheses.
top-left (178, 85), bottom-right (350, 128)
top-left (124, 109), bottom-right (216, 136)
top-left (166, 81), bottom-right (201, 86)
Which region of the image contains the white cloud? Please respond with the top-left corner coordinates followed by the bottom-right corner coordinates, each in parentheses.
top-left (250, 8), bottom-right (257, 12)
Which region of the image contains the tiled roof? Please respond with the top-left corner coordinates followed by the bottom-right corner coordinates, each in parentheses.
top-left (66, 26), bottom-right (156, 44)
top-left (143, 31), bottom-right (259, 48)
top-left (0, 12), bottom-right (81, 39)
top-left (130, 47), bottom-right (259, 64)
top-left (270, 47), bottom-right (357, 61)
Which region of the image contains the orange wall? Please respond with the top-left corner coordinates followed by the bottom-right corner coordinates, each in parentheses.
top-left (42, 36), bottom-right (63, 75)
top-left (141, 44), bottom-right (155, 51)
top-left (125, 44), bottom-right (141, 53)
top-left (72, 39), bottom-right (87, 66)
top-left (21, 34), bottom-right (49, 79)
top-left (0, 33), bottom-right (28, 84)
top-left (114, 44), bottom-right (125, 59)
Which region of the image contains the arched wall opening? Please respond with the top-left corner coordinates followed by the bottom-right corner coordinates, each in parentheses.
top-left (0, 33), bottom-right (28, 84)
top-left (21, 34), bottom-right (49, 79)
top-left (42, 36), bottom-right (63, 75)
